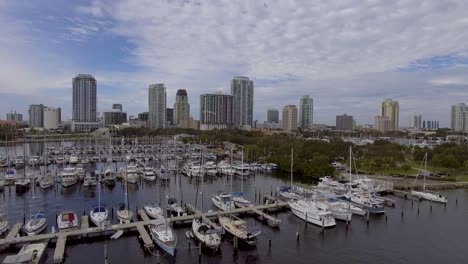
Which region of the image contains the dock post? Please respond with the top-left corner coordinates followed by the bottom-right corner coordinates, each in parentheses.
top-left (296, 229), bottom-right (299, 242)
top-left (456, 199), bottom-right (458, 206)
top-left (366, 211), bottom-right (370, 224)
top-left (156, 250), bottom-right (160, 264)
top-left (270, 185), bottom-right (273, 196)
top-left (346, 218), bottom-right (349, 229)
top-left (411, 200), bottom-right (413, 207)
top-left (188, 239), bottom-right (191, 251)
top-left (233, 237), bottom-right (238, 255)
top-left (198, 242), bottom-right (202, 263)
top-left (417, 206), bottom-right (420, 215)
top-left (269, 239), bottom-right (271, 249)
top-left (401, 210), bottom-right (404, 219)
top-left (321, 219), bottom-right (324, 233)
top-left (305, 213), bottom-right (308, 229)
top-left (430, 200), bottom-right (433, 212)
top-left (385, 215), bottom-right (388, 222)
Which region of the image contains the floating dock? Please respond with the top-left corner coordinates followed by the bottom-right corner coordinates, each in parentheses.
top-left (0, 202), bottom-right (289, 263)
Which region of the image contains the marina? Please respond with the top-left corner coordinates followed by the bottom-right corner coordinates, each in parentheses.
top-left (0, 140), bottom-right (466, 263)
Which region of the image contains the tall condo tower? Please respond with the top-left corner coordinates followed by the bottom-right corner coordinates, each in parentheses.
top-left (173, 89), bottom-right (190, 128)
top-left (231, 76), bottom-right (254, 128)
top-left (299, 95), bottom-right (313, 129)
top-left (72, 74), bottom-right (97, 122)
top-left (148, 84), bottom-right (167, 129)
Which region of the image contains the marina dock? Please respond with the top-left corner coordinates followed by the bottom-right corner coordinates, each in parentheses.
top-left (0, 202), bottom-right (289, 263)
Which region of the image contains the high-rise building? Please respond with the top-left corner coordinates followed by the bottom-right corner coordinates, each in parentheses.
top-left (28, 104), bottom-right (44, 128)
top-left (336, 114), bottom-right (353, 131)
top-left (267, 108), bottom-right (279, 123)
top-left (374, 116), bottom-right (391, 133)
top-left (166, 108), bottom-right (174, 126)
top-left (299, 95), bottom-right (313, 129)
top-left (231, 76), bottom-right (254, 128)
top-left (200, 93), bottom-right (235, 130)
top-left (408, 113), bottom-right (422, 130)
top-left (43, 107), bottom-right (61, 129)
top-left (173, 89), bottom-right (190, 128)
top-left (423, 120), bottom-right (439, 130)
top-left (138, 112), bottom-right (149, 122)
top-left (450, 103), bottom-right (468, 131)
top-left (112, 104), bottom-right (123, 112)
top-left (148, 84), bottom-right (167, 129)
top-left (72, 74), bottom-right (97, 122)
top-left (381, 99), bottom-right (399, 131)
top-left (6, 111), bottom-right (22, 122)
top-left (282, 105), bottom-right (298, 131)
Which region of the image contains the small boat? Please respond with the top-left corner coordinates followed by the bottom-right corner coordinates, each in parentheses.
top-left (158, 165), bottom-right (170, 180)
top-left (0, 211), bottom-right (9, 236)
top-left (203, 161), bottom-right (218, 176)
top-left (234, 165), bottom-right (250, 177)
top-left (278, 186), bottom-right (302, 200)
top-left (232, 192), bottom-right (253, 208)
top-left (150, 223), bottom-right (177, 256)
top-left (14, 156), bottom-right (25, 168)
top-left (27, 156), bottom-right (41, 166)
top-left (2, 242), bottom-right (48, 264)
top-left (75, 164), bottom-right (85, 181)
top-left (167, 198), bottom-right (186, 217)
top-left (144, 201), bottom-right (164, 219)
top-left (57, 211), bottom-right (79, 231)
top-left (38, 174), bottom-right (54, 189)
top-left (116, 204), bottom-right (133, 224)
top-left (211, 192), bottom-right (235, 211)
top-left (219, 215), bottom-right (260, 246)
top-left (120, 165), bottom-right (139, 184)
top-left (411, 153), bottom-right (448, 204)
top-left (344, 192), bottom-right (385, 214)
top-left (4, 169), bottom-right (17, 182)
top-left (23, 211), bottom-right (47, 236)
top-left (141, 167), bottom-right (156, 181)
top-left (60, 167), bottom-right (78, 188)
top-left (15, 179), bottom-right (31, 193)
top-left (83, 173), bottom-right (97, 187)
top-left (90, 206), bottom-right (109, 227)
top-left (191, 218), bottom-right (222, 251)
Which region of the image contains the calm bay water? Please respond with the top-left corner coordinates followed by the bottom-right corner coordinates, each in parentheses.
top-left (1, 143), bottom-right (468, 263)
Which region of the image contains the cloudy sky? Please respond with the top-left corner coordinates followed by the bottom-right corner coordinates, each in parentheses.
top-left (1, 0), bottom-right (468, 127)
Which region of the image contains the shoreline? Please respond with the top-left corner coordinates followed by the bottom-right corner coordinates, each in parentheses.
top-left (366, 174), bottom-right (468, 191)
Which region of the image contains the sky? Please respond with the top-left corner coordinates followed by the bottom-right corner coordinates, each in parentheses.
top-left (1, 0), bottom-right (468, 127)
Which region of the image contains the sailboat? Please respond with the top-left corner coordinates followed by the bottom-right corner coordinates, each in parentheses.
top-left (90, 173), bottom-right (109, 227)
top-left (232, 149), bottom-right (253, 207)
top-left (279, 148), bottom-right (302, 200)
top-left (144, 201), bottom-right (163, 219)
top-left (168, 167), bottom-right (186, 216)
top-left (23, 211), bottom-right (47, 236)
top-left (15, 138), bottom-right (31, 193)
top-left (39, 139), bottom-right (54, 189)
top-left (117, 162), bottom-right (133, 224)
top-left (343, 146), bottom-right (385, 214)
top-left (218, 214), bottom-right (261, 246)
top-left (150, 195), bottom-right (177, 256)
top-left (411, 153), bottom-right (448, 203)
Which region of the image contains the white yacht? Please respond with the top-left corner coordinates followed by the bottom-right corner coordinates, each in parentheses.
top-left (27, 156), bottom-right (41, 166)
top-left (188, 165), bottom-right (204, 178)
top-left (234, 165), bottom-right (250, 177)
top-left (212, 192), bottom-right (235, 211)
top-left (288, 199), bottom-right (336, 228)
top-left (203, 162), bottom-right (218, 176)
top-left (317, 200), bottom-right (352, 222)
top-left (326, 198), bottom-right (366, 216)
top-left (191, 218), bottom-right (222, 251)
top-left (57, 211), bottom-right (79, 231)
top-left (14, 156), bottom-right (25, 168)
top-left (150, 223), bottom-right (177, 256)
top-left (219, 215), bottom-right (260, 246)
top-left (39, 174), bottom-right (54, 189)
top-left (232, 192), bottom-right (253, 208)
top-left (144, 201), bottom-right (164, 219)
top-left (61, 167), bottom-right (78, 187)
top-left (75, 164), bottom-right (85, 181)
top-left (102, 168), bottom-right (117, 186)
top-left (345, 191), bottom-right (385, 214)
top-left (23, 211), bottom-right (47, 236)
top-left (216, 161), bottom-right (232, 175)
top-left (83, 173), bottom-right (97, 187)
top-left (120, 165), bottom-right (140, 184)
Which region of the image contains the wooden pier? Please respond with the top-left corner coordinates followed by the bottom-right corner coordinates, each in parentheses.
top-left (0, 202), bottom-right (289, 263)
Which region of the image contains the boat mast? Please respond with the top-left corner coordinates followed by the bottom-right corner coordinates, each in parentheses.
top-left (423, 153), bottom-right (427, 191)
top-left (349, 146), bottom-right (352, 183)
top-left (241, 147), bottom-right (244, 193)
top-left (290, 148), bottom-right (293, 188)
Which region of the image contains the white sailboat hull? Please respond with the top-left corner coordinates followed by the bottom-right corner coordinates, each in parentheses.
top-left (411, 191), bottom-right (447, 204)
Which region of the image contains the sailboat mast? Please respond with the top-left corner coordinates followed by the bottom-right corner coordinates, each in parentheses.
top-left (241, 148), bottom-right (244, 193)
top-left (423, 153), bottom-right (427, 191)
top-left (290, 148), bottom-right (293, 188)
top-left (349, 146), bottom-right (352, 183)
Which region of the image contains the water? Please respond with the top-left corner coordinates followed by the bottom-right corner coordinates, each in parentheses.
top-left (1, 159), bottom-right (468, 263)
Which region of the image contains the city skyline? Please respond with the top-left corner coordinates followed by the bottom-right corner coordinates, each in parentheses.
top-left (1, 1), bottom-right (468, 126)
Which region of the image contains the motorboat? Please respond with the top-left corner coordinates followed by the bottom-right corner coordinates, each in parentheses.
top-left (68, 154), bottom-right (79, 165)
top-left (14, 156), bottom-right (25, 168)
top-left (141, 167), bottom-right (156, 181)
top-left (188, 165), bottom-right (204, 178)
top-left (57, 211), bottom-right (79, 231)
top-left (75, 164), bottom-right (85, 181)
top-left (317, 200), bottom-right (352, 222)
top-left (14, 178), bottom-right (31, 193)
top-left (158, 166), bottom-right (170, 180)
top-left (150, 223), bottom-right (177, 256)
top-left (27, 156), bottom-right (41, 166)
top-left (2, 242), bottom-right (48, 264)
top-left (327, 198), bottom-right (366, 216)
top-left (211, 192), bottom-right (235, 211)
top-left (56, 156), bottom-right (66, 165)
top-left (234, 165), bottom-right (250, 177)
top-left (4, 169), bottom-right (17, 182)
top-left (60, 167), bottom-right (78, 187)
top-left (203, 161), bottom-right (218, 176)
top-left (116, 204), bottom-right (133, 224)
top-left (219, 215), bottom-right (260, 246)
top-left (23, 211), bottom-right (47, 236)
top-left (344, 191), bottom-right (385, 214)
top-left (191, 218), bottom-right (222, 251)
top-left (39, 174), bottom-right (54, 189)
top-left (102, 168), bottom-right (117, 186)
top-left (90, 206), bottom-right (109, 227)
top-left (144, 201), bottom-right (164, 219)
top-left (288, 199), bottom-right (336, 228)
top-left (83, 173), bottom-right (97, 187)
top-left (120, 165), bottom-right (140, 184)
